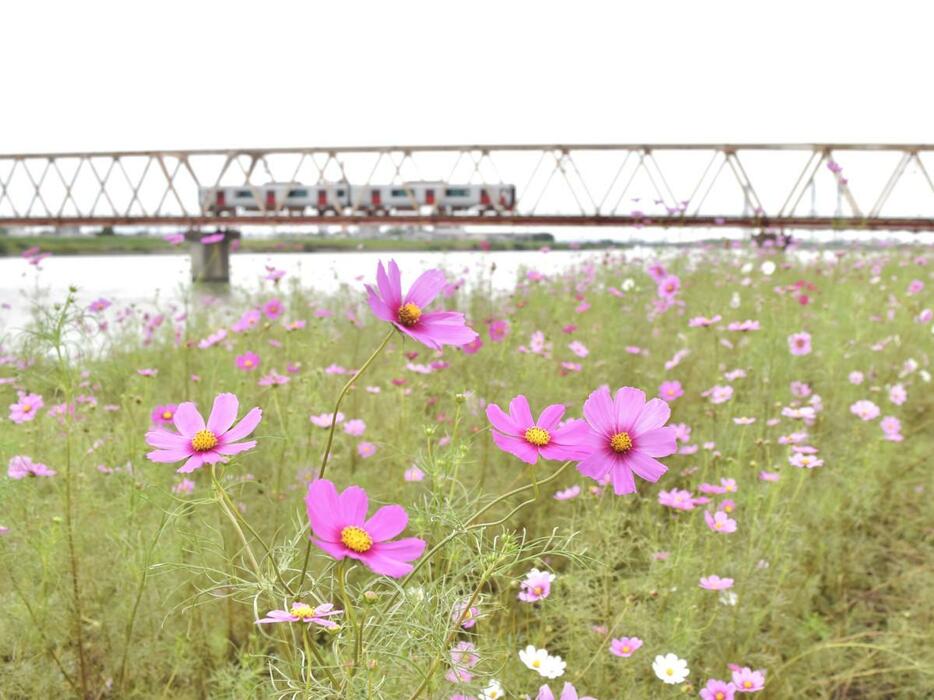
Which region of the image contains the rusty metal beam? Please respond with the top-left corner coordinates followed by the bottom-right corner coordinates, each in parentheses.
top-left (1, 214), bottom-right (931, 231)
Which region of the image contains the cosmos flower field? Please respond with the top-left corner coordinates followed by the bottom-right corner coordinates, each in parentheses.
top-left (1, 244), bottom-right (932, 699)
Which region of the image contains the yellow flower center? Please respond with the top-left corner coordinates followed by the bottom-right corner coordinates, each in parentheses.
top-left (533, 586), bottom-right (543, 595)
top-left (715, 522), bottom-right (723, 529)
top-left (191, 429), bottom-right (218, 452)
top-left (524, 426), bottom-right (551, 447)
top-left (290, 603), bottom-right (317, 618)
top-left (161, 410), bottom-right (173, 420)
top-left (725, 504), bottom-right (733, 512)
top-left (716, 693), bottom-right (725, 700)
top-left (622, 646), bottom-right (630, 653)
top-left (22, 404), bottom-right (32, 412)
top-left (610, 431), bottom-right (633, 453)
top-left (463, 608), bottom-right (473, 620)
top-left (397, 303), bottom-right (422, 327)
top-left (743, 681), bottom-right (752, 689)
top-left (340, 525), bottom-right (373, 553)
top-left (244, 359), bottom-right (253, 367)
top-left (532, 660), bottom-right (541, 668)
top-left (666, 668), bottom-right (674, 676)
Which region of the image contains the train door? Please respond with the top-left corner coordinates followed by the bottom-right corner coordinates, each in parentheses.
top-left (265, 191), bottom-right (276, 211)
top-left (317, 190), bottom-right (328, 210)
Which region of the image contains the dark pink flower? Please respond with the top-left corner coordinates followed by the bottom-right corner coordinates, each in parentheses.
top-left (576, 387), bottom-right (677, 495)
top-left (151, 404), bottom-right (177, 425)
top-left (145, 393), bottom-right (262, 473)
top-left (305, 478), bottom-right (426, 577)
top-left (366, 260), bottom-right (478, 349)
top-left (486, 395), bottom-right (589, 465)
top-left (236, 352), bottom-right (260, 371)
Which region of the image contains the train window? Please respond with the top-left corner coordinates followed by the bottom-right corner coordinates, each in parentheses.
top-left (337, 189), bottom-right (345, 196)
top-left (236, 190), bottom-right (253, 198)
top-left (391, 189), bottom-right (410, 197)
top-left (445, 188), bottom-right (470, 197)
top-left (288, 189), bottom-right (308, 197)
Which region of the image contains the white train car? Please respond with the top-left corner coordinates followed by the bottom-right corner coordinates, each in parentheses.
top-left (199, 182), bottom-right (516, 215)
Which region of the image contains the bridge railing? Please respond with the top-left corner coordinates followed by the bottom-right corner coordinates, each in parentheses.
top-left (0, 144), bottom-right (931, 230)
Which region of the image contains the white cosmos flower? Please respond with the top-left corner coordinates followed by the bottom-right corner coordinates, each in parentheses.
top-left (652, 653), bottom-right (690, 684)
top-left (719, 590), bottom-right (739, 606)
top-left (519, 645), bottom-right (566, 679)
top-left (621, 277), bottom-right (635, 291)
top-left (761, 260), bottom-right (776, 275)
top-left (480, 679), bottom-right (505, 699)
top-left (730, 292), bottom-right (741, 309)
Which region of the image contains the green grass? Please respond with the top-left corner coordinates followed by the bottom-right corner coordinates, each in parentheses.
top-left (0, 246), bottom-right (931, 698)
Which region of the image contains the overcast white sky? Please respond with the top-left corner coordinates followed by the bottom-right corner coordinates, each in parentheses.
top-left (1, 1), bottom-right (930, 154)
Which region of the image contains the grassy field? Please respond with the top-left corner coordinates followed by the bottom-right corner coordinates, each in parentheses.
top-left (0, 245), bottom-right (932, 699)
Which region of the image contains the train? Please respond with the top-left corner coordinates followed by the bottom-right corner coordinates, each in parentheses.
top-left (199, 182), bottom-right (517, 215)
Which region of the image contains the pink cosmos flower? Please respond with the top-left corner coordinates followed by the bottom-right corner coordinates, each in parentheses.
top-left (568, 341), bottom-right (589, 358)
top-left (888, 384), bottom-right (907, 406)
top-left (790, 381), bottom-right (811, 398)
top-left (452, 600), bottom-right (479, 629)
top-left (305, 478), bottom-right (426, 577)
top-left (256, 602), bottom-right (341, 629)
top-left (357, 441), bottom-right (377, 458)
top-left (577, 387), bottom-right (677, 495)
top-left (907, 279), bottom-right (924, 295)
top-left (201, 233), bottom-right (224, 244)
top-left (486, 395), bottom-right (590, 465)
top-left (700, 679), bottom-right (737, 700)
top-left (848, 371), bottom-right (864, 385)
top-left (488, 319), bottom-right (510, 342)
top-left (258, 371), bottom-right (289, 387)
top-left (658, 380), bottom-right (683, 401)
top-left (609, 637), bottom-right (643, 657)
top-left (880, 416), bottom-right (903, 442)
top-left (657, 274), bottom-right (681, 298)
top-left (9, 391), bottom-right (44, 423)
top-left (8, 455), bottom-right (56, 479)
top-left (700, 575), bottom-right (734, 590)
top-left (518, 568), bottom-right (556, 602)
top-left (789, 452), bottom-right (823, 468)
top-left (705, 385), bottom-right (734, 404)
top-left (731, 667), bottom-right (765, 693)
top-left (461, 337), bottom-right (483, 354)
top-left (554, 485), bottom-right (580, 500)
top-left (344, 419), bottom-right (366, 436)
top-left (689, 314), bottom-right (722, 328)
top-left (404, 465), bottom-right (425, 481)
top-left (137, 368), bottom-right (158, 377)
top-left (788, 332), bottom-right (812, 356)
top-left (151, 404), bottom-right (178, 426)
top-left (446, 641), bottom-right (480, 684)
top-left (262, 298), bottom-right (284, 319)
top-left (236, 352), bottom-right (261, 371)
top-left (310, 411), bottom-right (344, 428)
top-left (232, 308), bottom-right (261, 333)
top-left (727, 320), bottom-right (760, 332)
top-left (658, 488), bottom-right (695, 511)
top-left (705, 510), bottom-right (737, 533)
top-left (172, 478), bottom-right (195, 495)
top-left (759, 471), bottom-right (780, 482)
top-left (145, 393), bottom-right (262, 473)
top-left (535, 682), bottom-right (596, 700)
top-left (366, 259), bottom-right (478, 349)
top-left (164, 233), bottom-right (185, 246)
top-left (88, 297), bottom-right (111, 313)
top-left (850, 400), bottom-right (880, 421)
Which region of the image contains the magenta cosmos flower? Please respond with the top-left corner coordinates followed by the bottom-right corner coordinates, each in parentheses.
top-left (787, 332), bottom-right (812, 356)
top-left (151, 403), bottom-right (178, 426)
top-left (236, 352), bottom-right (261, 371)
top-left (700, 679), bottom-right (737, 700)
top-left (658, 380), bottom-right (683, 401)
top-left (145, 393), bottom-right (262, 473)
top-left (256, 601), bottom-right (342, 629)
top-left (536, 682), bottom-right (596, 700)
top-left (518, 568), bottom-right (556, 602)
top-left (705, 510), bottom-right (737, 534)
top-left (731, 666), bottom-right (765, 692)
top-left (365, 259), bottom-right (478, 349)
top-left (9, 391), bottom-right (43, 424)
top-left (609, 636), bottom-right (643, 657)
top-left (486, 395), bottom-right (590, 465)
top-left (8, 455), bottom-right (56, 479)
top-left (576, 387), bottom-right (677, 495)
top-left (305, 478), bottom-right (426, 577)
top-left (700, 575), bottom-right (734, 590)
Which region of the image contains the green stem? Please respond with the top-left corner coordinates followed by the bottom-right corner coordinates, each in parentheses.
top-left (211, 465), bottom-right (262, 577)
top-left (318, 329), bottom-right (394, 479)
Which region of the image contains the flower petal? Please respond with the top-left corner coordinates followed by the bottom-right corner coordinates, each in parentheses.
top-left (634, 427), bottom-right (677, 457)
top-left (627, 450), bottom-right (668, 483)
top-left (306, 479), bottom-right (343, 541)
top-left (613, 387), bottom-right (646, 432)
top-left (176, 454), bottom-right (205, 473)
top-left (492, 431), bottom-right (539, 464)
top-left (221, 407), bottom-right (262, 443)
top-left (206, 393), bottom-right (239, 435)
top-left (145, 429), bottom-right (188, 450)
top-left (632, 397), bottom-right (671, 435)
top-left (486, 402), bottom-right (519, 435)
top-left (312, 536), bottom-right (348, 560)
top-left (583, 386), bottom-right (616, 435)
top-left (508, 395), bottom-right (535, 429)
top-left (536, 404), bottom-right (566, 431)
top-left (173, 401), bottom-right (204, 436)
top-left (147, 448), bottom-right (191, 463)
top-left (338, 485), bottom-right (368, 526)
top-left (215, 440), bottom-right (256, 456)
top-left (610, 464), bottom-right (637, 495)
top-left (403, 269), bottom-right (446, 308)
top-left (364, 504), bottom-right (408, 542)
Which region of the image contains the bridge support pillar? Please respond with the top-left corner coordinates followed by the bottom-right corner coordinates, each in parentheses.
top-left (186, 230), bottom-right (240, 283)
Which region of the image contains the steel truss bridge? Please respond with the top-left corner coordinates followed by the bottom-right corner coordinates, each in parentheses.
top-left (1, 144), bottom-right (932, 231)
